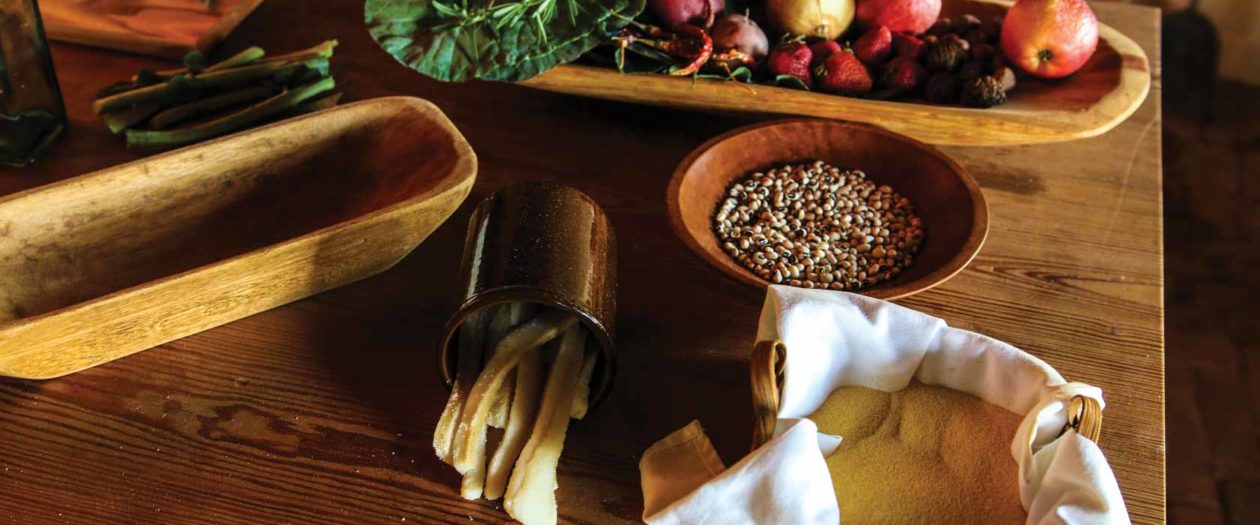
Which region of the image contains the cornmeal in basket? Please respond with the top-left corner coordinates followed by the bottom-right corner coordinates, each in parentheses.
top-left (813, 380), bottom-right (1026, 524)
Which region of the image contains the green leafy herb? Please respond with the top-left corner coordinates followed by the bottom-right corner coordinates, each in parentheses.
top-left (697, 66), bottom-right (754, 83)
top-left (203, 46), bottom-right (266, 72)
top-left (147, 84), bottom-right (280, 130)
top-left (772, 74), bottom-right (810, 91)
top-left (92, 41), bottom-right (336, 115)
top-left (102, 102), bottom-right (164, 134)
top-left (365, 0), bottom-right (645, 82)
top-left (125, 77), bottom-right (336, 149)
top-left (93, 41), bottom-right (341, 150)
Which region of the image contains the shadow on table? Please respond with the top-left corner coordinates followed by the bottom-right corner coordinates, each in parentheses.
top-left (296, 198), bottom-right (477, 491)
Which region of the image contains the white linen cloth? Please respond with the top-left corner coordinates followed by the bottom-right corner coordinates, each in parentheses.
top-left (640, 286), bottom-right (1130, 525)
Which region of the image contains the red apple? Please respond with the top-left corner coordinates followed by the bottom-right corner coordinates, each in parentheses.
top-left (1000, 0), bottom-right (1099, 79)
top-left (855, 0), bottom-right (941, 35)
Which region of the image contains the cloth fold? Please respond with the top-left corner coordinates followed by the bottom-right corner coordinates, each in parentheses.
top-left (641, 287), bottom-right (1130, 525)
top-left (641, 419), bottom-right (840, 525)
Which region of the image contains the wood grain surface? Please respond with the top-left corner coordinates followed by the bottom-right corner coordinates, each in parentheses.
top-left (0, 98), bottom-right (476, 380)
top-left (0, 0), bottom-right (1164, 523)
top-left (42, 0), bottom-right (264, 60)
top-left (523, 0), bottom-right (1152, 146)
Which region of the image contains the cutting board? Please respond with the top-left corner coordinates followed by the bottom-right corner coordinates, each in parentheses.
top-left (42, 0), bottom-right (263, 59)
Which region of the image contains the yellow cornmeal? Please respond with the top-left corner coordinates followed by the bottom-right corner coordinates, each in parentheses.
top-left (812, 380), bottom-right (1027, 524)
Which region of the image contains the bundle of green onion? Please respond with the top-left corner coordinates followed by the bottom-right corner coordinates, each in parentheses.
top-left (93, 40), bottom-right (340, 149)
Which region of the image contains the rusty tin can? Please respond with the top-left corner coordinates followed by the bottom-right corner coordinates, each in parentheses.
top-left (439, 182), bottom-right (617, 407)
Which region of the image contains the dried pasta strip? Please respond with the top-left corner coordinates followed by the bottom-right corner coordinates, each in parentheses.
top-left (483, 338), bottom-right (547, 500)
top-left (460, 450), bottom-right (488, 499)
top-left (451, 311), bottom-right (576, 474)
top-left (504, 326), bottom-right (587, 525)
top-left (570, 348), bottom-right (598, 420)
top-left (485, 303), bottom-right (533, 428)
top-left (433, 309), bottom-right (488, 463)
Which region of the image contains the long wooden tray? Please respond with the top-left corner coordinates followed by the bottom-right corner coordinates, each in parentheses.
top-left (0, 97), bottom-right (476, 379)
top-left (520, 0), bottom-right (1150, 146)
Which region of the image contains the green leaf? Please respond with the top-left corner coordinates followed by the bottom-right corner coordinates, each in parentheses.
top-left (773, 74), bottom-right (811, 91)
top-left (365, 0), bottom-right (645, 82)
top-left (696, 66), bottom-right (753, 83)
top-left (432, 1), bottom-right (461, 17)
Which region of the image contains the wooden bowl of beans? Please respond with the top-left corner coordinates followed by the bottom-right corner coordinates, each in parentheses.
top-left (667, 119), bottom-right (988, 299)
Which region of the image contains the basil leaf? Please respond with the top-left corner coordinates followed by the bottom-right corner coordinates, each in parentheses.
top-left (366, 0), bottom-right (645, 82)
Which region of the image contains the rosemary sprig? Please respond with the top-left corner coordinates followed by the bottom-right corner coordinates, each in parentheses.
top-left (431, 0), bottom-right (569, 40)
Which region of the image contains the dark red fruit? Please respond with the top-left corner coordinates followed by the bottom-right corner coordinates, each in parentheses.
top-left (959, 60), bottom-right (987, 80)
top-left (766, 42), bottom-right (814, 87)
top-left (925, 34), bottom-right (969, 72)
top-left (881, 56), bottom-right (928, 92)
top-left (814, 50), bottom-right (873, 95)
top-left (983, 15), bottom-right (1004, 38)
top-left (853, 25), bottom-right (893, 67)
top-left (924, 72), bottom-right (961, 103)
top-left (711, 13), bottom-right (770, 64)
top-left (927, 17), bottom-right (953, 36)
top-left (892, 33), bottom-right (927, 60)
top-left (964, 28), bottom-right (988, 48)
top-left (648, 0), bottom-right (724, 29)
top-left (971, 43), bottom-right (996, 63)
top-left (809, 40), bottom-right (844, 65)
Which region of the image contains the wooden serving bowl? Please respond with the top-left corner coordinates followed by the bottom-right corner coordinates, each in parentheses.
top-left (523, 0), bottom-right (1150, 146)
top-left (0, 97), bottom-right (476, 379)
top-left (667, 119), bottom-right (987, 300)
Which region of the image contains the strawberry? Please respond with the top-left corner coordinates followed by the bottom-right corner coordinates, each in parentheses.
top-left (809, 40), bottom-right (843, 65)
top-left (766, 42), bottom-right (814, 88)
top-left (814, 50), bottom-right (873, 95)
top-left (880, 56), bottom-right (928, 93)
top-left (853, 26), bottom-right (893, 67)
top-left (892, 33), bottom-right (927, 60)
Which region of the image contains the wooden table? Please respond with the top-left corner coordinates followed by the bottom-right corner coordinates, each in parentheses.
top-left (0, 1), bottom-right (1164, 523)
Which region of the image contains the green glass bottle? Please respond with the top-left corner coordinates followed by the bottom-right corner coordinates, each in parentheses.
top-left (0, 0), bottom-right (66, 167)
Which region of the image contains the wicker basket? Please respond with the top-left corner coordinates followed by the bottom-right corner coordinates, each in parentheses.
top-left (748, 339), bottom-right (1103, 450)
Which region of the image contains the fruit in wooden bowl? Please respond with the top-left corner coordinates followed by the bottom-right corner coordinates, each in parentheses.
top-left (522, 0), bottom-right (1149, 146)
top-left (667, 119), bottom-right (987, 299)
